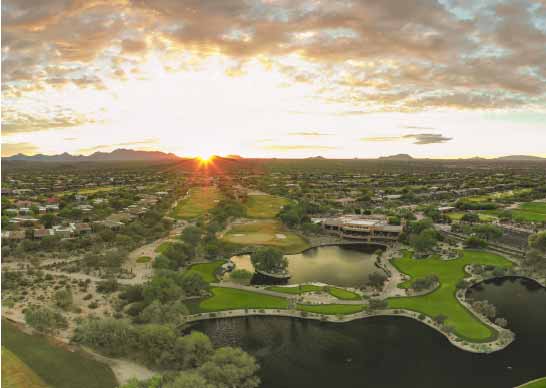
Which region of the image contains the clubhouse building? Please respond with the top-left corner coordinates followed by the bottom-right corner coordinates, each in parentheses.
top-left (314, 215), bottom-right (404, 243)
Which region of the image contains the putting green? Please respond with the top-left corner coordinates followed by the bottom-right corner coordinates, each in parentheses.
top-left (388, 250), bottom-right (513, 341)
top-left (222, 219), bottom-right (310, 254)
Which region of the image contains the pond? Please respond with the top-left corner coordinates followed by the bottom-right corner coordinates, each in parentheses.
top-left (193, 277), bottom-right (546, 388)
top-left (225, 244), bottom-right (384, 287)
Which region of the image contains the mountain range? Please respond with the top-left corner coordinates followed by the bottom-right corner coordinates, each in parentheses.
top-left (2, 149), bottom-right (545, 162)
top-left (3, 149), bottom-right (181, 162)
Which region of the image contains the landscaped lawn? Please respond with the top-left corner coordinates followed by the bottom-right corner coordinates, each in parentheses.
top-left (327, 287), bottom-right (362, 301)
top-left (512, 202), bottom-right (546, 222)
top-left (266, 285), bottom-right (361, 300)
top-left (297, 304), bottom-right (365, 315)
top-left (222, 219), bottom-right (310, 254)
top-left (197, 287), bottom-right (289, 311)
top-left (185, 260), bottom-right (225, 283)
top-left (155, 241), bottom-right (173, 254)
top-left (517, 377), bottom-right (546, 388)
top-left (244, 194), bottom-right (289, 218)
top-left (173, 186), bottom-right (223, 219)
top-left (2, 320), bottom-right (117, 388)
top-left (447, 212), bottom-right (497, 222)
top-left (388, 250), bottom-right (513, 342)
top-left (2, 347), bottom-right (48, 388)
top-left (266, 285), bottom-right (323, 294)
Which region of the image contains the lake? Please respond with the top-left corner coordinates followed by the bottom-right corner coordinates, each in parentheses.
top-left (226, 244), bottom-right (384, 287)
top-left (193, 277), bottom-right (546, 388)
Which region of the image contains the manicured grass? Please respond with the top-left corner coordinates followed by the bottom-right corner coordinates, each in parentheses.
top-left (517, 377), bottom-right (546, 388)
top-left (185, 260), bottom-right (225, 283)
top-left (244, 194), bottom-right (289, 218)
top-left (388, 250), bottom-right (513, 342)
top-left (512, 202), bottom-right (546, 222)
top-left (2, 320), bottom-right (117, 388)
top-left (327, 287), bottom-right (362, 301)
top-left (198, 287), bottom-right (289, 312)
top-left (174, 186), bottom-right (223, 219)
top-left (297, 304), bottom-right (365, 315)
top-left (266, 285), bottom-right (323, 294)
top-left (155, 241), bottom-right (173, 254)
top-left (447, 212), bottom-right (497, 222)
top-left (136, 256), bottom-right (151, 263)
top-left (222, 219), bottom-right (310, 254)
top-left (266, 285), bottom-right (361, 300)
top-left (2, 347), bottom-right (48, 388)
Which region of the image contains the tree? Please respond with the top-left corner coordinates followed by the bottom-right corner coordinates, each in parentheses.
top-left (138, 300), bottom-right (189, 325)
top-left (367, 271), bottom-right (388, 289)
top-left (229, 269), bottom-right (253, 285)
top-left (472, 224), bottom-right (502, 240)
top-left (181, 226), bottom-right (202, 246)
top-left (529, 231), bottom-right (546, 253)
top-left (179, 272), bottom-right (208, 296)
top-left (165, 372), bottom-right (213, 388)
top-left (55, 287), bottom-right (73, 310)
top-left (461, 213), bottom-right (480, 224)
top-left (40, 213), bottom-right (58, 228)
top-left (250, 247), bottom-right (287, 274)
top-left (465, 236), bottom-right (487, 249)
top-left (368, 298), bottom-right (388, 310)
top-left (25, 306), bottom-right (68, 333)
top-left (197, 347), bottom-right (260, 388)
top-left (410, 228), bottom-right (438, 254)
top-left (174, 331), bottom-right (214, 369)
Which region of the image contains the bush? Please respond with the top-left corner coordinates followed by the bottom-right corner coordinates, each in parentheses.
top-left (24, 306), bottom-right (68, 333)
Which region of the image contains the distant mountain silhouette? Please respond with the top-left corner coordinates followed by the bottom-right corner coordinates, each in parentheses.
top-left (379, 153), bottom-right (414, 160)
top-left (3, 148), bottom-right (181, 162)
top-left (494, 155), bottom-right (545, 161)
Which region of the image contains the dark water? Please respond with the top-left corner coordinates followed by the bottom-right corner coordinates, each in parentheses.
top-left (193, 277), bottom-right (546, 388)
top-left (227, 244), bottom-right (384, 287)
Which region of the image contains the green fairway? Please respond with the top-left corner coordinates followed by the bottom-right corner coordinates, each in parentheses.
top-left (185, 260), bottom-right (225, 283)
top-left (266, 285), bottom-right (323, 294)
top-left (198, 287), bottom-right (289, 311)
top-left (2, 320), bottom-right (117, 388)
top-left (511, 202), bottom-right (546, 222)
top-left (388, 250), bottom-right (513, 341)
top-left (448, 212), bottom-right (497, 222)
top-left (222, 219), bottom-right (310, 254)
top-left (244, 194), bottom-right (289, 218)
top-left (266, 285), bottom-right (361, 300)
top-left (327, 287), bottom-right (362, 301)
top-left (2, 347), bottom-right (49, 388)
top-left (174, 186), bottom-right (223, 219)
top-left (516, 377), bottom-right (546, 388)
top-left (155, 241), bottom-right (172, 254)
top-left (297, 304), bottom-right (365, 315)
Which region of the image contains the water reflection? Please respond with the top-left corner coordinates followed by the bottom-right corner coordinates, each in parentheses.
top-left (226, 244), bottom-right (384, 287)
top-left (195, 277), bottom-right (546, 388)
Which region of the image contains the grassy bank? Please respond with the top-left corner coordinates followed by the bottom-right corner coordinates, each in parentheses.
top-left (197, 287), bottom-right (289, 312)
top-left (2, 320), bottom-right (117, 388)
top-left (297, 304), bottom-right (365, 315)
top-left (267, 285), bottom-right (361, 300)
top-left (1, 347), bottom-right (48, 388)
top-left (185, 260), bottom-right (225, 283)
top-left (388, 250), bottom-right (512, 341)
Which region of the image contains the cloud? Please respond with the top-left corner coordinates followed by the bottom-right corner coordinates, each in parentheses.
top-left (288, 132), bottom-right (332, 137)
top-left (361, 133), bottom-right (452, 145)
top-left (1, 108), bottom-right (97, 135)
top-left (260, 144), bottom-right (338, 151)
top-left (2, 0), bottom-right (546, 112)
top-left (1, 142), bottom-right (40, 156)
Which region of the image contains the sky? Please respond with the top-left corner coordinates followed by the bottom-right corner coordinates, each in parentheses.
top-left (2, 0), bottom-right (546, 159)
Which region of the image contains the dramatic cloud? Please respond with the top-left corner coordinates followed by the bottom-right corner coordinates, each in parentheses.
top-left (2, 0), bottom-right (545, 113)
top-left (362, 133), bottom-right (452, 145)
top-left (2, 107), bottom-right (97, 135)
